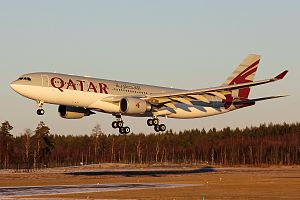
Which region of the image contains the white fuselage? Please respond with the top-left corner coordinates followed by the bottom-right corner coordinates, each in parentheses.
top-left (10, 72), bottom-right (235, 119)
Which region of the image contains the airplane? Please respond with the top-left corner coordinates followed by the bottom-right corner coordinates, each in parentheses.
top-left (10, 54), bottom-right (288, 134)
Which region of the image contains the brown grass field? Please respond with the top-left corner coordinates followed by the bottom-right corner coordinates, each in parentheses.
top-left (0, 164), bottom-right (299, 199)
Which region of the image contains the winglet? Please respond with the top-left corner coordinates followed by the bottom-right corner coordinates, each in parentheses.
top-left (274, 70), bottom-right (288, 80)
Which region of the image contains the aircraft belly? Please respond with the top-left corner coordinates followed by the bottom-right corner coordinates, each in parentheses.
top-left (88, 100), bottom-right (120, 113)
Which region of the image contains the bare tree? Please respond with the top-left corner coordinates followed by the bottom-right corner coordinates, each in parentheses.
top-left (22, 129), bottom-right (32, 169)
top-left (111, 136), bottom-right (115, 163)
top-left (136, 139), bottom-right (142, 163)
top-left (155, 141), bottom-right (159, 163)
top-left (92, 124), bottom-right (103, 163)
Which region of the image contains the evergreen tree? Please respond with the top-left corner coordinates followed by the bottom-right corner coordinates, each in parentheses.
top-left (0, 121), bottom-right (13, 168)
top-left (33, 121), bottom-right (54, 168)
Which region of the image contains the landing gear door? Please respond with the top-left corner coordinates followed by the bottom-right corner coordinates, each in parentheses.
top-left (41, 75), bottom-right (49, 87)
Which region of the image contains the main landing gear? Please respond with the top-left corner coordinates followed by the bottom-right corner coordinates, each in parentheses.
top-left (36, 100), bottom-right (45, 116)
top-left (147, 118), bottom-right (166, 132)
top-left (112, 115), bottom-right (130, 135)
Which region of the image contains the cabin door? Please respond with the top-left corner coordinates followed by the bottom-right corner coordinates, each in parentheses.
top-left (41, 75), bottom-right (49, 87)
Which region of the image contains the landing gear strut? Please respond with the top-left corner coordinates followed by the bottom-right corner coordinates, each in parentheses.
top-left (36, 100), bottom-right (45, 116)
top-left (112, 115), bottom-right (130, 135)
top-left (147, 118), bottom-right (166, 132)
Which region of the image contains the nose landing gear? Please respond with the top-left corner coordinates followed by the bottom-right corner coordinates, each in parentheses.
top-left (36, 100), bottom-right (45, 115)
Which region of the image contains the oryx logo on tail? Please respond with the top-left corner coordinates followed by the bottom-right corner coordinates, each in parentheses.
top-left (223, 54), bottom-right (261, 100)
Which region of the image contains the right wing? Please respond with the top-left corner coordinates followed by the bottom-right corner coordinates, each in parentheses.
top-left (99, 70), bottom-right (288, 112)
top-left (143, 70), bottom-right (288, 109)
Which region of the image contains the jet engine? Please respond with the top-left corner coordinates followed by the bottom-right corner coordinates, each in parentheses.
top-left (120, 97), bottom-right (152, 114)
top-left (58, 105), bottom-right (95, 119)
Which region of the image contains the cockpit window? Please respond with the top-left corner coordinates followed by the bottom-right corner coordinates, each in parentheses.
top-left (18, 77), bottom-right (31, 81)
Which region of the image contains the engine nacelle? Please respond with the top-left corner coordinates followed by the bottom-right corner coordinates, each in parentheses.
top-left (58, 105), bottom-right (94, 119)
top-left (120, 97), bottom-right (152, 114)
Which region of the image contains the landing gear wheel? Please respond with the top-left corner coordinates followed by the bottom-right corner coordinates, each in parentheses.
top-left (124, 126), bottom-right (130, 134)
top-left (37, 109), bottom-right (45, 115)
top-left (153, 118), bottom-right (159, 125)
top-left (119, 127), bottom-right (125, 134)
top-left (154, 125), bottom-right (160, 132)
top-left (118, 126), bottom-right (130, 135)
top-left (117, 121), bottom-right (124, 128)
top-left (120, 127), bottom-right (130, 134)
top-left (159, 124), bottom-right (166, 132)
top-left (147, 119), bottom-right (153, 126)
top-left (154, 124), bottom-right (167, 132)
top-left (112, 121), bottom-right (118, 129)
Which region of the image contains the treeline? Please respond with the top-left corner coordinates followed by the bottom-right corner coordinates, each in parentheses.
top-left (0, 121), bottom-right (299, 169)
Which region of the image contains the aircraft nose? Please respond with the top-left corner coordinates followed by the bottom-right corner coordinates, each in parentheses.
top-left (10, 80), bottom-right (19, 91)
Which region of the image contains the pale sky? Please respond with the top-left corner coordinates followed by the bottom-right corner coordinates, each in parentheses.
top-left (0, 0), bottom-right (299, 135)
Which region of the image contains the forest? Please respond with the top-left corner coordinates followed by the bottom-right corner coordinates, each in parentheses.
top-left (0, 120), bottom-right (299, 169)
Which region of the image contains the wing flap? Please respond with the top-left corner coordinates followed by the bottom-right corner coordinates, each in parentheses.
top-left (188, 94), bottom-right (210, 103)
top-left (165, 102), bottom-right (177, 109)
top-left (170, 97), bottom-right (193, 105)
top-left (207, 91), bottom-right (227, 100)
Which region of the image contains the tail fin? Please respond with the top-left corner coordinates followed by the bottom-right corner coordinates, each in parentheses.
top-left (222, 54), bottom-right (261, 99)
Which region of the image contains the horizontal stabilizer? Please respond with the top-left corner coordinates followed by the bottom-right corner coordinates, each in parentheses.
top-left (233, 95), bottom-right (288, 105)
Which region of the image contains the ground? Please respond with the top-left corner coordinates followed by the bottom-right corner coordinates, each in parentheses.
top-left (0, 164), bottom-right (299, 199)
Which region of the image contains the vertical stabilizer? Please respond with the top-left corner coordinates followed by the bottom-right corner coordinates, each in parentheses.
top-left (222, 54), bottom-right (261, 99)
